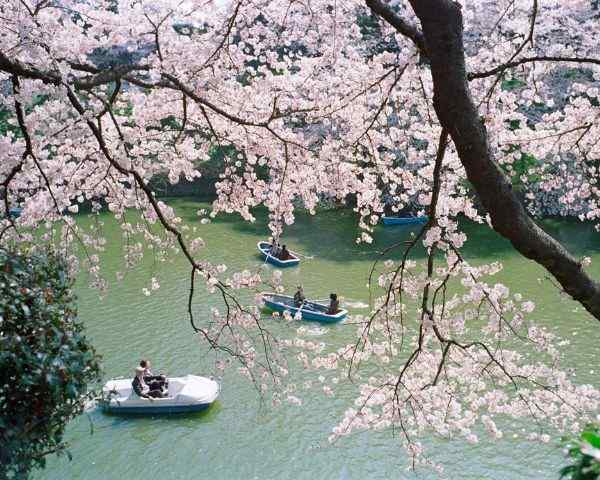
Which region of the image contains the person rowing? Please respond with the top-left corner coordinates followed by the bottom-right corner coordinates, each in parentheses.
top-left (268, 238), bottom-right (281, 257)
top-left (294, 285), bottom-right (306, 307)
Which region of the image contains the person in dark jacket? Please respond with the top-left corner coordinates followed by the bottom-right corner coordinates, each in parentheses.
top-left (279, 245), bottom-right (291, 260)
top-left (327, 293), bottom-right (340, 315)
top-left (132, 367), bottom-right (164, 398)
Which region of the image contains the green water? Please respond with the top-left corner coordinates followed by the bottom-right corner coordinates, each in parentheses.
top-left (32, 199), bottom-right (600, 480)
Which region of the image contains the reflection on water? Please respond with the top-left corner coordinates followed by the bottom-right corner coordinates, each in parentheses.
top-left (33, 199), bottom-right (600, 480)
top-left (343, 300), bottom-right (370, 309)
top-left (302, 327), bottom-right (329, 336)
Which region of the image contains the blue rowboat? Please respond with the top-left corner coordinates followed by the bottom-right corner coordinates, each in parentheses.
top-left (261, 292), bottom-right (347, 323)
top-left (100, 375), bottom-right (219, 415)
top-left (8, 207), bottom-right (22, 218)
top-left (257, 241), bottom-right (300, 267)
top-left (382, 215), bottom-right (428, 226)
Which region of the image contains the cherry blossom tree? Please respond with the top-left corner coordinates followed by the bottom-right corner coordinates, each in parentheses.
top-left (1, 0), bottom-right (600, 472)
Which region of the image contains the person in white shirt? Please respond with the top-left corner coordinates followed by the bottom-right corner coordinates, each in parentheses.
top-left (139, 359), bottom-right (167, 392)
top-left (132, 367), bottom-right (164, 398)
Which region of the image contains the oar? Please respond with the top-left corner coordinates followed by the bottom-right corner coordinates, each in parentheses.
top-left (292, 250), bottom-right (314, 260)
top-left (298, 300), bottom-right (316, 312)
top-left (262, 241), bottom-right (278, 265)
top-left (263, 248), bottom-right (273, 265)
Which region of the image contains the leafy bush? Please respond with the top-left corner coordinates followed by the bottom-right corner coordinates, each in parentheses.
top-left (561, 424), bottom-right (600, 479)
top-left (0, 249), bottom-right (101, 479)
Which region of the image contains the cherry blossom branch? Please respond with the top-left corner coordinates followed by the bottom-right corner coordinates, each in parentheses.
top-left (365, 0), bottom-right (427, 56)
top-left (202, 0), bottom-right (243, 68)
top-left (62, 86), bottom-right (226, 309)
top-left (480, 0), bottom-right (538, 102)
top-left (353, 63), bottom-right (408, 146)
top-left (11, 75), bottom-right (61, 213)
top-left (59, 81), bottom-right (283, 389)
top-left (468, 56), bottom-right (600, 80)
top-left (354, 128), bottom-right (449, 377)
top-left (143, 11), bottom-right (173, 63)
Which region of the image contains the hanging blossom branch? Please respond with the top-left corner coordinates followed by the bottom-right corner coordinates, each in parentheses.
top-left (355, 128), bottom-right (449, 375)
top-left (62, 83), bottom-right (281, 367)
top-left (318, 128), bottom-right (596, 468)
top-left (480, 0), bottom-right (538, 103)
top-left (8, 75), bottom-right (100, 274)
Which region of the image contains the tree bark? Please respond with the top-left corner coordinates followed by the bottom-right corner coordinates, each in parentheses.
top-left (399, 0), bottom-right (600, 320)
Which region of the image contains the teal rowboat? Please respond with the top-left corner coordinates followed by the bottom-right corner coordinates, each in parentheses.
top-left (257, 241), bottom-right (300, 267)
top-left (261, 292), bottom-right (347, 323)
top-left (382, 215), bottom-right (428, 226)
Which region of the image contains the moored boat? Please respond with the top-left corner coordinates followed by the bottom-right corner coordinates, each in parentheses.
top-left (382, 215), bottom-right (428, 226)
top-left (257, 241), bottom-right (300, 267)
top-left (7, 207), bottom-right (22, 219)
top-left (100, 374), bottom-right (219, 414)
top-left (261, 292), bottom-right (347, 323)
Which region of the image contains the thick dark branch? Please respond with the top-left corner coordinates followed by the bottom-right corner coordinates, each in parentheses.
top-left (405, 0), bottom-right (600, 320)
top-left (469, 55), bottom-right (600, 80)
top-left (0, 50), bottom-right (149, 90)
top-left (75, 63), bottom-right (150, 89)
top-left (365, 0), bottom-right (427, 56)
top-left (0, 51), bottom-right (300, 132)
top-left (0, 51), bottom-right (58, 83)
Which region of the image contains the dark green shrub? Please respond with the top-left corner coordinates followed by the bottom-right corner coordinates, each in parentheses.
top-left (0, 249), bottom-right (101, 479)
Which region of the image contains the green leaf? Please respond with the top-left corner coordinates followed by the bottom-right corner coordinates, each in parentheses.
top-left (582, 431), bottom-right (600, 449)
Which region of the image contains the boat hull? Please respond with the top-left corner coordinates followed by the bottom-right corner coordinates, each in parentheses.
top-left (257, 241), bottom-right (300, 267)
top-left (382, 215), bottom-right (428, 226)
top-left (100, 375), bottom-right (219, 416)
top-left (101, 402), bottom-right (212, 415)
top-left (261, 292), bottom-right (346, 323)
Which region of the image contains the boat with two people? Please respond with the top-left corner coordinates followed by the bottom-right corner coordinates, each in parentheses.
top-left (261, 291), bottom-right (347, 323)
top-left (100, 374), bottom-right (219, 414)
top-left (257, 240), bottom-right (300, 267)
